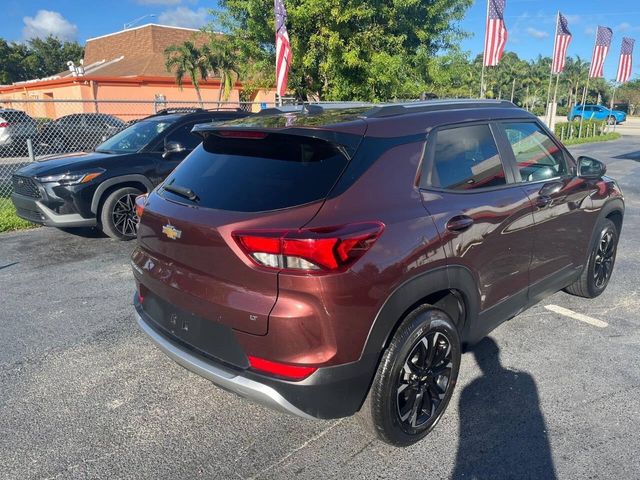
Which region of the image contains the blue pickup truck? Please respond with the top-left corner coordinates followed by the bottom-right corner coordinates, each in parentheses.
top-left (568, 104), bottom-right (627, 125)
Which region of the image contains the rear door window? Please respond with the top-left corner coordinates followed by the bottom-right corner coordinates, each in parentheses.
top-left (161, 133), bottom-right (350, 212)
top-left (426, 124), bottom-right (507, 191)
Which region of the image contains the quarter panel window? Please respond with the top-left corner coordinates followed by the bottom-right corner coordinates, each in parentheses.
top-left (429, 124), bottom-right (506, 191)
top-left (503, 122), bottom-right (567, 183)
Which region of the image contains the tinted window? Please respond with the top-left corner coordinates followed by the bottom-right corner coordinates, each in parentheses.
top-left (430, 124), bottom-right (506, 190)
top-left (163, 122), bottom-right (202, 150)
top-left (95, 119), bottom-right (172, 153)
top-left (503, 122), bottom-right (567, 183)
top-left (161, 133), bottom-right (349, 212)
top-left (2, 110), bottom-right (32, 123)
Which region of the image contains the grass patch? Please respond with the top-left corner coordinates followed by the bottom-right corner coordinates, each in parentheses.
top-left (0, 198), bottom-right (38, 233)
top-left (563, 132), bottom-right (622, 146)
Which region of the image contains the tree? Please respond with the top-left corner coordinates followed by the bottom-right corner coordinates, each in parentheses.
top-left (164, 41), bottom-right (210, 106)
top-left (21, 36), bottom-right (83, 79)
top-left (0, 36), bottom-right (83, 84)
top-left (203, 38), bottom-right (240, 107)
top-left (212, 0), bottom-right (473, 101)
top-left (618, 79), bottom-right (640, 114)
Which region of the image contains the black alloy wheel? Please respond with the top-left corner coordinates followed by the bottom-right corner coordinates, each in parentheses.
top-left (396, 331), bottom-right (454, 429)
top-left (565, 218), bottom-right (619, 298)
top-left (594, 228), bottom-right (616, 289)
top-left (100, 186), bottom-right (143, 240)
top-left (358, 305), bottom-right (461, 447)
top-left (112, 192), bottom-right (139, 237)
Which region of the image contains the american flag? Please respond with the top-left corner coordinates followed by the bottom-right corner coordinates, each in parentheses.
top-left (588, 26), bottom-right (613, 78)
top-left (483, 0), bottom-right (508, 67)
top-left (275, 0), bottom-right (292, 97)
top-left (551, 13), bottom-right (572, 74)
top-left (616, 37), bottom-right (635, 84)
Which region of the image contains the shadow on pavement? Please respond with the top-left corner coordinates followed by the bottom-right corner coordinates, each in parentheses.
top-left (613, 150), bottom-right (640, 161)
top-left (58, 227), bottom-right (107, 239)
top-left (452, 338), bottom-right (556, 480)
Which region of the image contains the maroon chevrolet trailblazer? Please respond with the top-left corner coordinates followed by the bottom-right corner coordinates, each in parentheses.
top-left (131, 100), bottom-right (623, 446)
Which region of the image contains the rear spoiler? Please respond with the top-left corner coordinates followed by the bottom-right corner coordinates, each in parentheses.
top-left (190, 124), bottom-right (366, 160)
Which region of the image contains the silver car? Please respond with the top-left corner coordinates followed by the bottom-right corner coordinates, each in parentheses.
top-left (0, 109), bottom-right (39, 156)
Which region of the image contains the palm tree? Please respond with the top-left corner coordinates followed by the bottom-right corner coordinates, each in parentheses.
top-left (164, 41), bottom-right (209, 106)
top-left (204, 39), bottom-right (240, 109)
top-left (564, 56), bottom-right (589, 110)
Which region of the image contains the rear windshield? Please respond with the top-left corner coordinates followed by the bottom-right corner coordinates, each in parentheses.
top-left (160, 133), bottom-right (349, 212)
top-left (0, 110), bottom-right (33, 123)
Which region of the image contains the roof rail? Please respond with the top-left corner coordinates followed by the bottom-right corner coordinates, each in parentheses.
top-left (256, 102), bottom-right (374, 116)
top-left (361, 99), bottom-right (517, 118)
top-left (153, 108), bottom-right (206, 115)
top-left (254, 99), bottom-right (517, 118)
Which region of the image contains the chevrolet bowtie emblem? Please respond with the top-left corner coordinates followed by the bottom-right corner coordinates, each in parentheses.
top-left (162, 224), bottom-right (182, 240)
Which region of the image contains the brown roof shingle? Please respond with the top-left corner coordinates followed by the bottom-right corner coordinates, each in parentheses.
top-left (78, 24), bottom-right (209, 79)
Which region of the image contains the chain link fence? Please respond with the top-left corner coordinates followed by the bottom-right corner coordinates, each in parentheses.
top-left (0, 99), bottom-right (276, 199)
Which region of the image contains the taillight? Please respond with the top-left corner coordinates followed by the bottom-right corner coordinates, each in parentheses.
top-left (248, 356), bottom-right (317, 380)
top-left (232, 222), bottom-right (384, 274)
top-left (0, 122), bottom-right (8, 128)
top-left (215, 130), bottom-right (268, 139)
top-left (135, 193), bottom-right (148, 220)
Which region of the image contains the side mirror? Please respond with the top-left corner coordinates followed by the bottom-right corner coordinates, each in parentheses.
top-left (163, 141), bottom-right (186, 159)
top-left (578, 156), bottom-right (607, 179)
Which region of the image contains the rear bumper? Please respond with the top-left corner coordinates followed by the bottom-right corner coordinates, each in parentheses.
top-left (136, 313), bottom-right (317, 420)
top-left (134, 293), bottom-right (379, 420)
top-left (11, 192), bottom-right (96, 227)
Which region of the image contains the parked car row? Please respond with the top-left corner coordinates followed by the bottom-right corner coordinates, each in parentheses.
top-left (11, 100), bottom-right (624, 448)
top-left (0, 109), bottom-right (128, 157)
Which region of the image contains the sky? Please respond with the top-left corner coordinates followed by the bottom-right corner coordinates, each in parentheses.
top-left (2, 0), bottom-right (639, 81)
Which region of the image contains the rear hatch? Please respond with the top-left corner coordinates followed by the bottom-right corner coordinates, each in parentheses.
top-left (134, 119), bottom-right (366, 336)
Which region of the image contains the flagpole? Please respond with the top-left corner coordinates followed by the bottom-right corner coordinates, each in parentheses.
top-left (579, 31), bottom-right (599, 138)
top-left (480, 0), bottom-right (490, 98)
top-left (510, 77), bottom-right (516, 103)
top-left (550, 73), bottom-right (561, 130)
top-left (546, 11), bottom-right (560, 125)
top-left (609, 83), bottom-right (618, 132)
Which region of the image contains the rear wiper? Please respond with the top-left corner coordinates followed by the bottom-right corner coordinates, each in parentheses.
top-left (163, 183), bottom-right (199, 202)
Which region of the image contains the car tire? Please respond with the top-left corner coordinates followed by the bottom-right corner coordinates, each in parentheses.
top-left (565, 218), bottom-right (618, 298)
top-left (572, 115), bottom-right (581, 122)
top-left (99, 186), bottom-right (143, 241)
top-left (607, 116), bottom-right (617, 126)
top-left (358, 305), bottom-right (461, 447)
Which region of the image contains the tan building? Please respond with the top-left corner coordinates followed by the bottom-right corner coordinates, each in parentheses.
top-left (0, 24), bottom-right (276, 119)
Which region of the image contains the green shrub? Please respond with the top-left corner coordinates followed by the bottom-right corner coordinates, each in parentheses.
top-left (554, 120), bottom-right (608, 141)
top-left (563, 132), bottom-right (621, 146)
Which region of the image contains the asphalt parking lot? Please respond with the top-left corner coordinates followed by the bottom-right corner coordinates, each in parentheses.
top-left (2, 138), bottom-right (640, 480)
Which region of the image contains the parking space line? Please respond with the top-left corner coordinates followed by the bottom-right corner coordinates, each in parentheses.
top-left (544, 305), bottom-right (609, 328)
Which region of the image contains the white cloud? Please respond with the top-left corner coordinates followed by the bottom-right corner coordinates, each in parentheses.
top-left (526, 27), bottom-right (549, 39)
top-left (157, 7), bottom-right (209, 29)
top-left (136, 0), bottom-right (182, 5)
top-left (585, 26), bottom-right (596, 36)
top-left (22, 10), bottom-right (78, 41)
top-left (564, 14), bottom-right (581, 25)
top-left (616, 22), bottom-right (640, 33)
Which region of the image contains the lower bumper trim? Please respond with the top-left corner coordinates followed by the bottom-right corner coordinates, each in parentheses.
top-left (136, 314), bottom-right (317, 420)
top-left (11, 192), bottom-right (96, 227)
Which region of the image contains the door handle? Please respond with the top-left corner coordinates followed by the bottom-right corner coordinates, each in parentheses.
top-left (536, 196), bottom-right (552, 208)
top-left (446, 215), bottom-right (474, 232)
